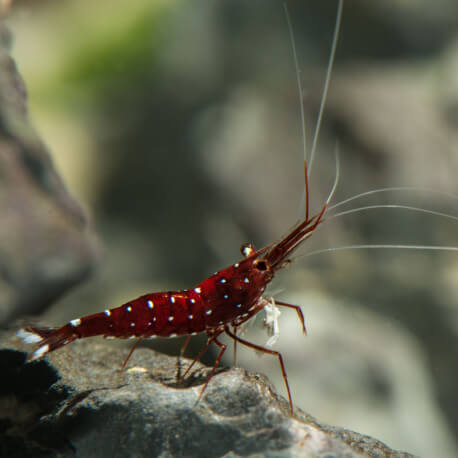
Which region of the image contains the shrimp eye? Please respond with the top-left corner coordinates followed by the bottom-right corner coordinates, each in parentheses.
top-left (254, 259), bottom-right (268, 271)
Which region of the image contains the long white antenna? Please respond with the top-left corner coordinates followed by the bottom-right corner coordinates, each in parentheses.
top-left (309, 0), bottom-right (343, 175)
top-left (284, 4), bottom-right (307, 169)
top-left (296, 244), bottom-right (458, 261)
top-left (326, 204), bottom-right (458, 224)
top-left (329, 186), bottom-right (458, 212)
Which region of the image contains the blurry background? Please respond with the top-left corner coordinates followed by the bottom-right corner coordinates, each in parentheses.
top-left (5, 0), bottom-right (458, 456)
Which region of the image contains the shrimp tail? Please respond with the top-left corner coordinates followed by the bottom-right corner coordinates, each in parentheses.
top-left (17, 325), bottom-right (78, 361)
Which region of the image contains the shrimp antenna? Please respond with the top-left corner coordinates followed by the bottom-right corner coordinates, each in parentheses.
top-left (326, 142), bottom-right (340, 205)
top-left (308, 0), bottom-right (343, 175)
top-left (328, 186), bottom-right (458, 212)
top-left (284, 4), bottom-right (307, 168)
top-left (296, 244), bottom-right (458, 262)
top-left (285, 1), bottom-right (343, 220)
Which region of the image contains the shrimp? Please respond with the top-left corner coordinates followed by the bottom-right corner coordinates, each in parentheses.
top-left (15, 0), bottom-right (349, 418)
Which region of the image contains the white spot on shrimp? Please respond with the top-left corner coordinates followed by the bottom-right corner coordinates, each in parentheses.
top-left (170, 333), bottom-right (177, 337)
top-left (31, 344), bottom-right (49, 360)
top-left (234, 263), bottom-right (239, 268)
top-left (16, 329), bottom-right (41, 344)
top-left (243, 278), bottom-right (250, 284)
top-left (220, 278), bottom-right (227, 284)
top-left (223, 294), bottom-right (228, 299)
top-left (205, 310), bottom-right (212, 316)
top-left (130, 323), bottom-right (135, 327)
top-left (191, 332), bottom-right (198, 336)
top-left (190, 298), bottom-right (196, 304)
top-left (104, 310), bottom-right (111, 317)
top-left (170, 296), bottom-right (176, 304)
top-left (147, 300), bottom-right (154, 309)
top-left (126, 305), bottom-right (132, 312)
top-left (153, 317), bottom-right (157, 322)
top-left (188, 314), bottom-right (193, 320)
top-left (148, 322), bottom-right (152, 326)
top-left (70, 318), bottom-right (81, 327)
top-left (168, 316), bottom-right (174, 322)
top-left (236, 304), bottom-right (242, 309)
top-left (194, 287), bottom-right (201, 294)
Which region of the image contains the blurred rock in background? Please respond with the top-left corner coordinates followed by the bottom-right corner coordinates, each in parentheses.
top-left (4, 0), bottom-right (458, 457)
top-left (0, 19), bottom-right (98, 326)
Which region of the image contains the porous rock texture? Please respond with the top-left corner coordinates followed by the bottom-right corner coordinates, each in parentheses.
top-left (1, 331), bottom-right (416, 458)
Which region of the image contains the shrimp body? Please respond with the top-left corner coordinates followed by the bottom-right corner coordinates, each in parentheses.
top-left (51, 248), bottom-right (272, 343)
top-left (18, 0), bottom-right (344, 414)
top-left (18, 196), bottom-right (325, 414)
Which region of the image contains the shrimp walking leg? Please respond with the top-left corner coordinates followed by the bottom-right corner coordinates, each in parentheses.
top-left (275, 300), bottom-right (307, 335)
top-left (195, 336), bottom-right (227, 404)
top-left (121, 337), bottom-right (144, 371)
top-left (180, 332), bottom-right (222, 382)
top-left (224, 325), bottom-right (294, 415)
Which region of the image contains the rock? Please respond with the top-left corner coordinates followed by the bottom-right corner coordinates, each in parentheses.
top-left (0, 21), bottom-right (99, 325)
top-left (1, 329), bottom-right (416, 458)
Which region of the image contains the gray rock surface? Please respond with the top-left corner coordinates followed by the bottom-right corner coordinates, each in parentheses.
top-left (0, 22), bottom-right (98, 325)
top-left (1, 330), bottom-right (416, 458)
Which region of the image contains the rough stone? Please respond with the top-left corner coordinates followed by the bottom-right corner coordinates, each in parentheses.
top-left (1, 329), bottom-right (417, 458)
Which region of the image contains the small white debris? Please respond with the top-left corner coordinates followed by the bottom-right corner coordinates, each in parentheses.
top-left (205, 310), bottom-right (212, 316)
top-left (170, 333), bottom-right (177, 337)
top-left (130, 323), bottom-right (135, 327)
top-left (147, 300), bottom-right (154, 309)
top-left (104, 310), bottom-right (111, 317)
top-left (188, 314), bottom-right (193, 320)
top-left (236, 304), bottom-right (242, 309)
top-left (170, 296), bottom-right (176, 304)
top-left (153, 317), bottom-right (157, 322)
top-left (16, 329), bottom-right (41, 344)
top-left (127, 366), bottom-right (148, 375)
top-left (234, 263), bottom-right (239, 268)
top-left (168, 316), bottom-right (174, 322)
top-left (264, 298), bottom-right (281, 348)
top-left (190, 298), bottom-right (196, 304)
top-left (70, 318), bottom-right (81, 327)
top-left (194, 287), bottom-right (202, 294)
top-left (126, 306), bottom-right (132, 312)
top-left (223, 294), bottom-right (228, 299)
top-left (220, 278), bottom-right (227, 284)
top-left (243, 278), bottom-right (250, 283)
top-left (31, 344), bottom-right (49, 360)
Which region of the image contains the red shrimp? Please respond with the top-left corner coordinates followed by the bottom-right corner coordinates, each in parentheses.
top-left (18, 1), bottom-right (345, 416)
top-left (17, 163), bottom-right (327, 415)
